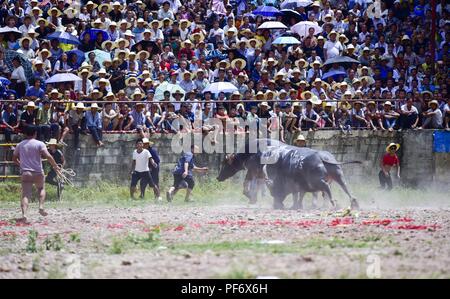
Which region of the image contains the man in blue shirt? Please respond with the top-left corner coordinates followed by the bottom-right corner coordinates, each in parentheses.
top-left (1, 103), bottom-right (19, 144)
top-left (25, 78), bottom-right (45, 101)
top-left (85, 103), bottom-right (104, 147)
top-left (166, 144), bottom-right (208, 202)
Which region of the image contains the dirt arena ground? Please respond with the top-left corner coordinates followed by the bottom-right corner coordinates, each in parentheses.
top-left (1, 198), bottom-right (449, 279)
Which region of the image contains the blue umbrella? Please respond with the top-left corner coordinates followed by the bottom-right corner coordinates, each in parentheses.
top-left (0, 76), bottom-right (11, 86)
top-left (281, 0), bottom-right (313, 10)
top-left (252, 5), bottom-right (279, 17)
top-left (65, 49), bottom-right (85, 65)
top-left (80, 29), bottom-right (110, 42)
top-left (47, 31), bottom-right (81, 45)
top-left (85, 49), bottom-right (111, 66)
top-left (272, 36), bottom-right (301, 45)
top-left (322, 70), bottom-right (347, 81)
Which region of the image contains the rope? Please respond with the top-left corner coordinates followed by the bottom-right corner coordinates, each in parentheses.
top-left (55, 164), bottom-right (76, 188)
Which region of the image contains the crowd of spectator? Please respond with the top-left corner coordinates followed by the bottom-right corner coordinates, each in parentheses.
top-left (0, 0), bottom-right (449, 148)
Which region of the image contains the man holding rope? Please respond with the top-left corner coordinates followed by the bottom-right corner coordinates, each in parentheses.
top-left (13, 126), bottom-right (61, 223)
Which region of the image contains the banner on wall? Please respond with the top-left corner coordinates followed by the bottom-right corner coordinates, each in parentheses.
top-left (433, 131), bottom-right (450, 153)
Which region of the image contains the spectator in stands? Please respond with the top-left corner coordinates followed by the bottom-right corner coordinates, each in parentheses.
top-left (85, 103), bottom-right (104, 147)
top-left (420, 100), bottom-right (443, 129)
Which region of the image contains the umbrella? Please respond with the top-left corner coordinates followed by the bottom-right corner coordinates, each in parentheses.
top-left (0, 27), bottom-right (22, 39)
top-left (323, 56), bottom-right (360, 68)
top-left (280, 0), bottom-right (313, 9)
top-left (322, 70), bottom-right (347, 81)
top-left (65, 49), bottom-right (85, 65)
top-left (48, 31), bottom-right (81, 45)
top-left (46, 73), bottom-right (82, 84)
top-left (272, 36), bottom-right (301, 45)
top-left (85, 50), bottom-right (111, 66)
top-left (80, 29), bottom-right (110, 42)
top-left (203, 82), bottom-right (237, 95)
top-left (4, 50), bottom-right (33, 84)
top-left (0, 76), bottom-right (11, 86)
top-left (154, 82), bottom-right (185, 101)
top-left (131, 40), bottom-right (161, 55)
top-left (258, 21), bottom-right (288, 30)
top-left (252, 5), bottom-right (279, 17)
top-left (291, 21), bottom-right (322, 37)
top-left (275, 9), bottom-right (304, 24)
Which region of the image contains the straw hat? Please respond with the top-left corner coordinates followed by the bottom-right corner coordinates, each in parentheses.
top-left (36, 18), bottom-right (49, 26)
top-left (181, 39), bottom-right (193, 48)
top-left (308, 96), bottom-right (322, 105)
top-left (247, 38), bottom-right (262, 48)
top-left (111, 1), bottom-right (123, 9)
top-left (105, 91), bottom-right (115, 99)
top-left (429, 100), bottom-right (439, 106)
top-left (383, 101), bottom-right (392, 106)
top-left (265, 57), bottom-right (278, 66)
top-left (255, 91), bottom-right (266, 99)
top-left (90, 103), bottom-right (99, 109)
top-left (90, 90), bottom-right (103, 98)
top-left (295, 135), bottom-right (306, 142)
top-left (225, 27), bottom-right (238, 36)
top-left (116, 38), bottom-right (130, 48)
top-left (74, 102), bottom-right (86, 110)
top-left (133, 90), bottom-right (144, 98)
top-left (301, 90), bottom-right (313, 99)
top-left (101, 40), bottom-right (115, 51)
top-left (190, 32), bottom-right (204, 42)
top-left (124, 30), bottom-right (135, 38)
top-left (295, 59), bottom-right (309, 69)
top-left (258, 101), bottom-right (270, 108)
top-left (231, 58), bottom-right (246, 70)
top-left (78, 68), bottom-right (92, 78)
top-left (31, 6), bottom-right (43, 16)
top-left (143, 78), bottom-right (153, 85)
top-left (194, 69), bottom-right (205, 77)
top-left (98, 3), bottom-right (112, 13)
top-left (142, 137), bottom-right (154, 146)
top-left (231, 91), bottom-right (242, 99)
top-left (179, 19), bottom-right (191, 27)
top-left (46, 139), bottom-right (59, 146)
top-left (265, 90), bottom-right (277, 99)
top-left (49, 89), bottom-right (62, 97)
top-left (386, 143), bottom-right (400, 152)
top-left (216, 60), bottom-right (231, 69)
top-left (313, 78), bottom-right (322, 84)
top-left (80, 62), bottom-right (93, 71)
top-left (98, 78), bottom-right (110, 86)
top-left (19, 36), bottom-right (32, 48)
top-left (118, 20), bottom-right (131, 29)
top-left (125, 76), bottom-right (138, 86)
top-left (48, 7), bottom-right (62, 17)
top-left (26, 28), bottom-right (39, 38)
top-left (360, 76), bottom-right (375, 85)
top-left (311, 60), bottom-right (322, 67)
top-left (86, 1), bottom-right (98, 8)
top-left (150, 20), bottom-right (162, 28)
top-left (182, 71), bottom-right (194, 80)
top-left (25, 101), bottom-right (38, 109)
top-left (338, 34), bottom-right (349, 44)
top-left (327, 30), bottom-right (338, 39)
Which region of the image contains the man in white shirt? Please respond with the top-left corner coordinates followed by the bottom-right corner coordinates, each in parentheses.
top-left (130, 139), bottom-right (158, 199)
top-left (399, 98), bottom-right (419, 130)
top-left (324, 31), bottom-right (343, 60)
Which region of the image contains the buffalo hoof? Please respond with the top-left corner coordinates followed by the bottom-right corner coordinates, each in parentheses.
top-left (351, 199), bottom-right (360, 210)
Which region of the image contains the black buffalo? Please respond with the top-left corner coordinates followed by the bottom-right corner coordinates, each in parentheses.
top-left (217, 139), bottom-right (360, 210)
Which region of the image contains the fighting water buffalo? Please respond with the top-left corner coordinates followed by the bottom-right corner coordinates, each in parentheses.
top-left (217, 139), bottom-right (360, 210)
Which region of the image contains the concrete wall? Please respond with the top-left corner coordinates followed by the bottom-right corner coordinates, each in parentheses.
top-left (1, 130), bottom-right (449, 188)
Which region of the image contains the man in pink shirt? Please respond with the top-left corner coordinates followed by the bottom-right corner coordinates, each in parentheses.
top-left (13, 126), bottom-right (61, 223)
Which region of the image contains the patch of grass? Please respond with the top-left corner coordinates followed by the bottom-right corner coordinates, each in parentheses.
top-left (109, 227), bottom-right (161, 254)
top-left (69, 233), bottom-right (81, 243)
top-left (219, 267), bottom-right (256, 279)
top-left (43, 234), bottom-right (64, 251)
top-left (26, 230), bottom-right (39, 253)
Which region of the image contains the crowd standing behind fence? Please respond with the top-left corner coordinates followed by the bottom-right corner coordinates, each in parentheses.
top-left (0, 0), bottom-right (448, 148)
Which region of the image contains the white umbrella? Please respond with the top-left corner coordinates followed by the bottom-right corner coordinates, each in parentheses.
top-left (291, 21), bottom-right (322, 37)
top-left (46, 73), bottom-right (82, 84)
top-left (280, 0), bottom-right (313, 10)
top-left (258, 21), bottom-right (288, 30)
top-left (203, 82), bottom-right (237, 95)
top-left (154, 81), bottom-right (185, 101)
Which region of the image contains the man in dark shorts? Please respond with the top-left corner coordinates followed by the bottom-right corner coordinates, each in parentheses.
top-left (166, 145), bottom-right (208, 202)
top-left (45, 139), bottom-right (65, 187)
top-left (130, 139), bottom-right (158, 199)
top-left (142, 138), bottom-right (162, 201)
top-left (379, 143), bottom-right (401, 190)
top-left (13, 126), bottom-right (61, 222)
